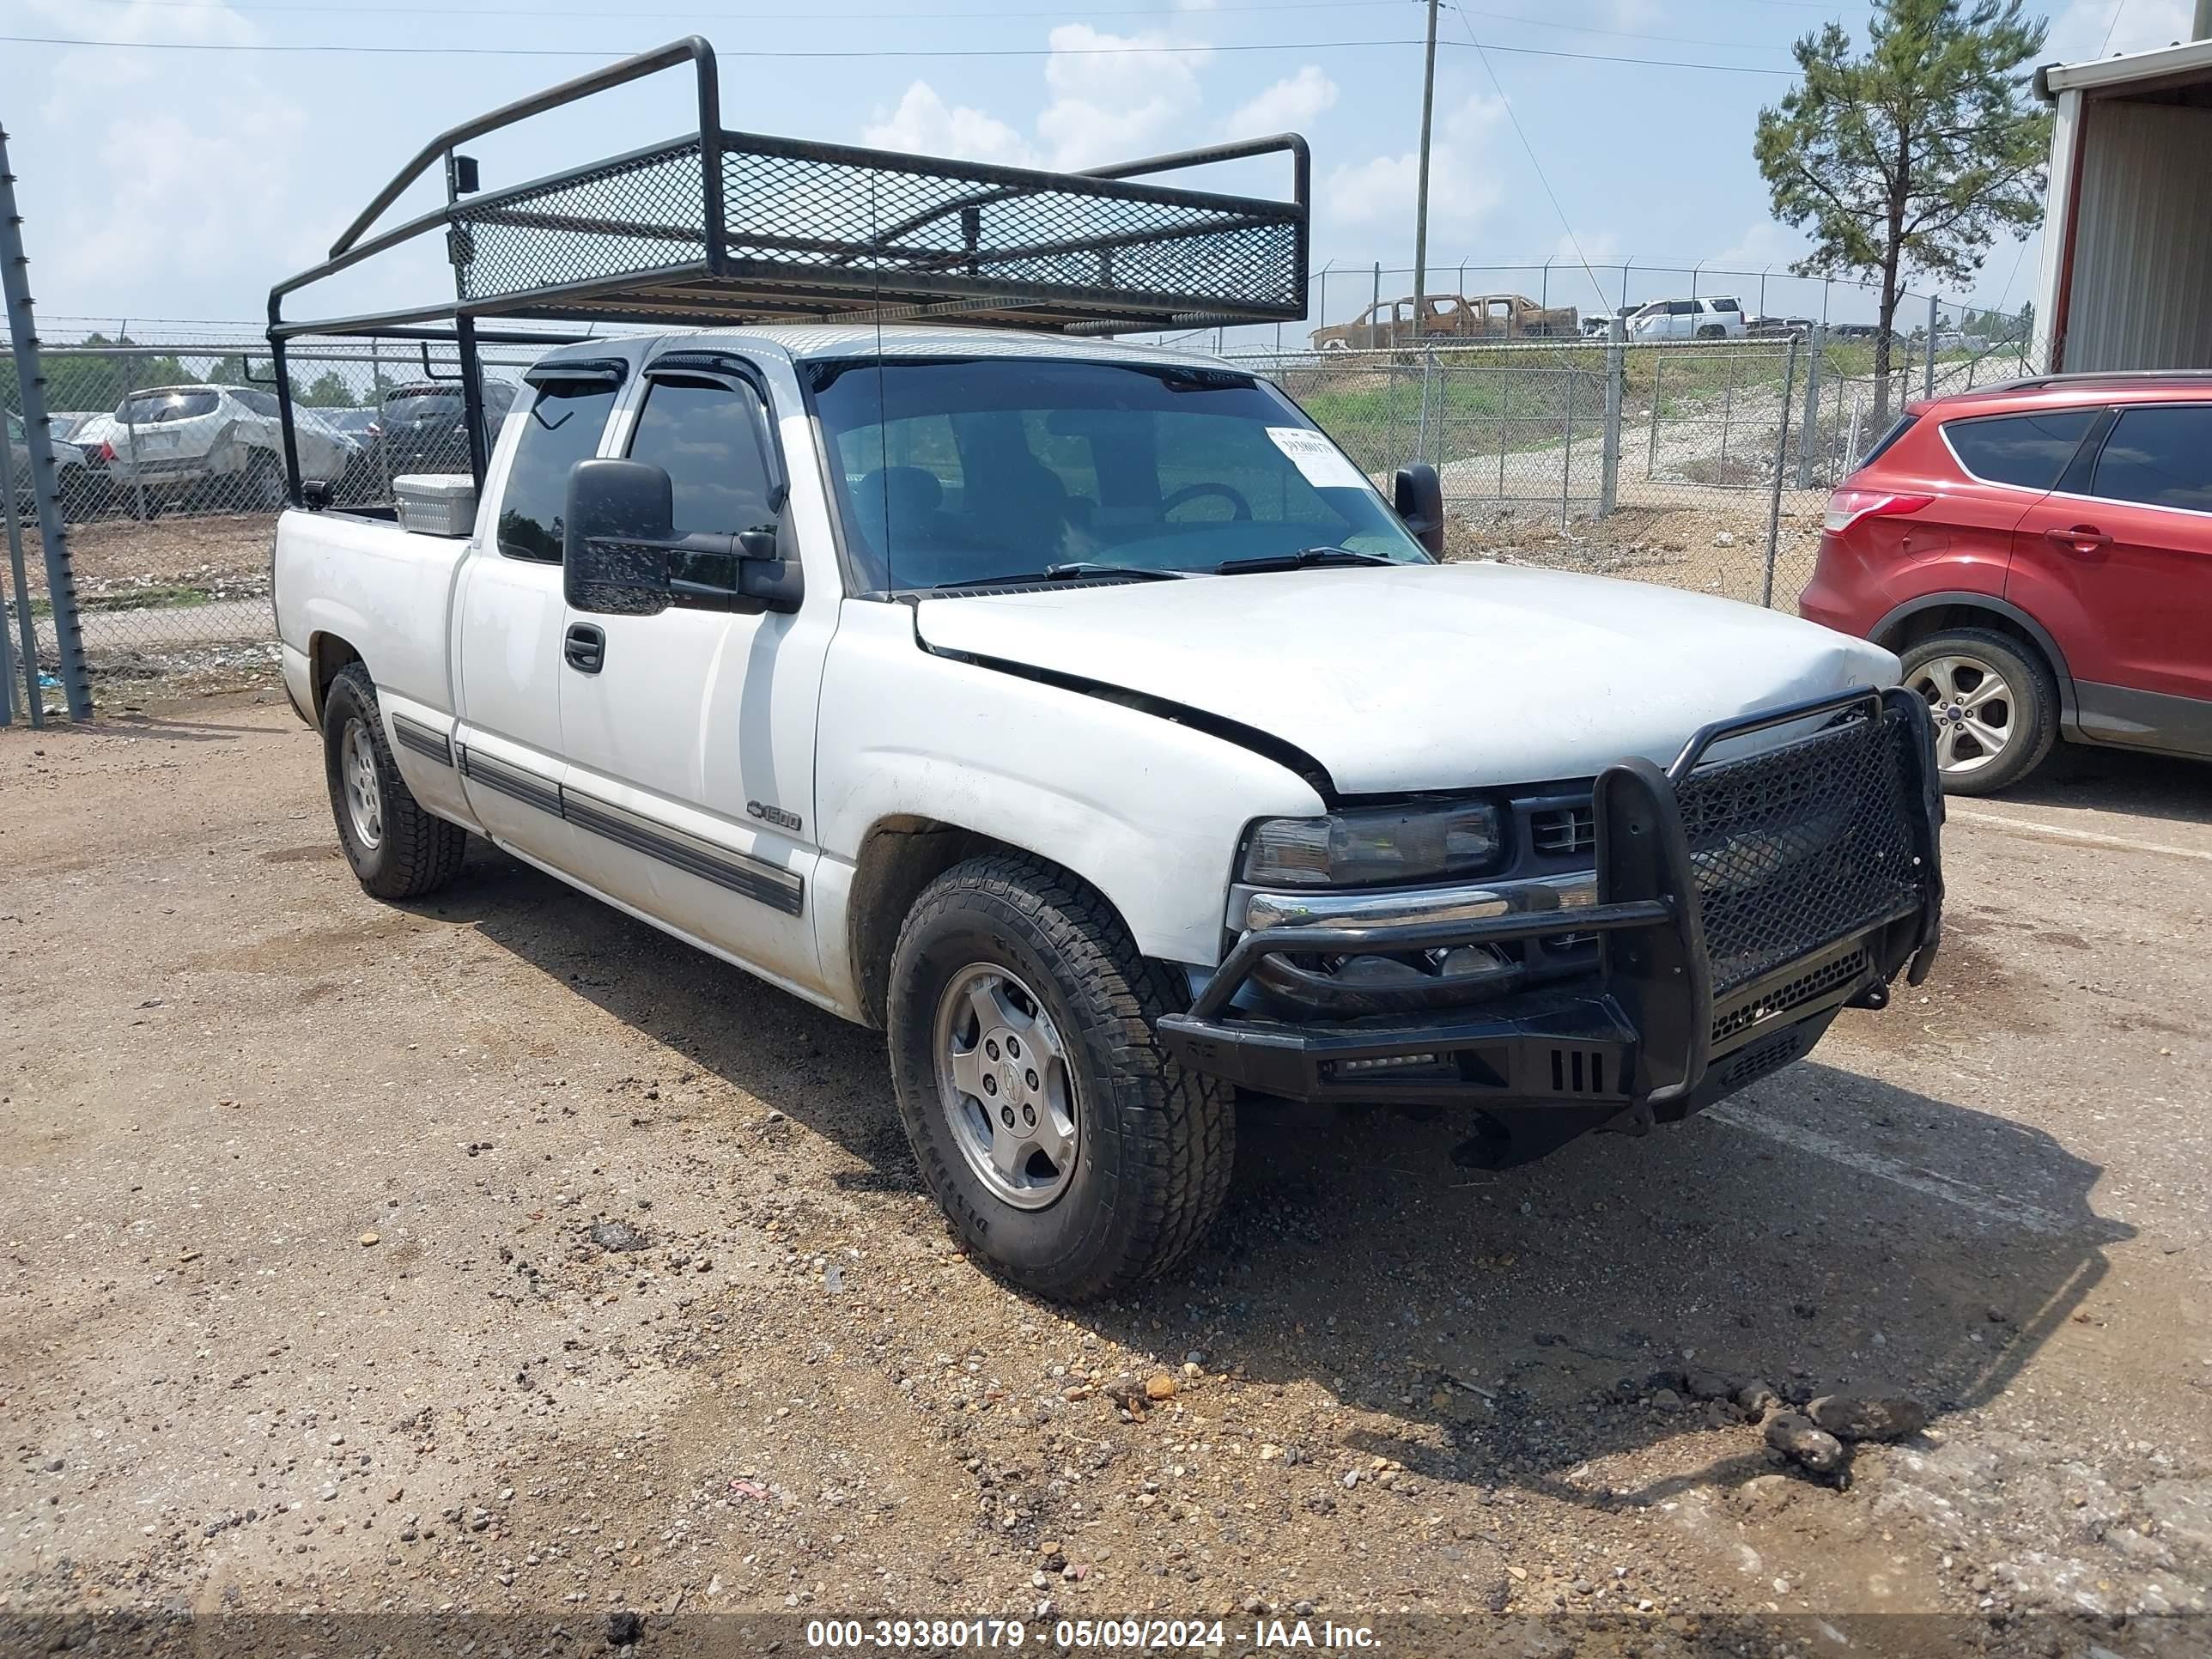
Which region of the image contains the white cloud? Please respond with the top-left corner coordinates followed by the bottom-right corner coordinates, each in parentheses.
top-left (2046, 0), bottom-right (2192, 61)
top-left (19, 0), bottom-right (331, 317)
top-left (1220, 67), bottom-right (1338, 140)
top-left (1320, 97), bottom-right (1506, 233)
top-left (862, 83), bottom-right (1035, 167)
top-left (1036, 25), bottom-right (1210, 170)
top-left (1712, 220), bottom-right (1805, 271)
top-left (1553, 230), bottom-right (1621, 265)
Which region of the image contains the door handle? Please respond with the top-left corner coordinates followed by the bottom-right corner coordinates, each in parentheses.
top-left (563, 623), bottom-right (605, 674)
top-left (2043, 525), bottom-right (2111, 556)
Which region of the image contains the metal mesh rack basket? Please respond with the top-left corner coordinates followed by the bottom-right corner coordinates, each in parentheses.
top-left (272, 36), bottom-right (1307, 341)
top-left (265, 37), bottom-right (1309, 497)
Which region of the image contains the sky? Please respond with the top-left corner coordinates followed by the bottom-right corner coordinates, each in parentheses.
top-left (2, 0), bottom-right (2200, 337)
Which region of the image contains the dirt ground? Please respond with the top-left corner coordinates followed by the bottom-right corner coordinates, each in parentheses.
top-left (3, 697), bottom-right (2210, 1658)
top-left (1445, 496), bottom-right (1827, 613)
top-left (15, 514), bottom-right (271, 603)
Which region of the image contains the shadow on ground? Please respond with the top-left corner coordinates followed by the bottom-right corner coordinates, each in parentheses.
top-left (2003, 741), bottom-right (2212, 829)
top-left (427, 840), bottom-right (2130, 1510)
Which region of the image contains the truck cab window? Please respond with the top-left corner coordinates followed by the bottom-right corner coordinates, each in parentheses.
top-left (496, 380), bottom-right (619, 562)
top-left (626, 375), bottom-right (780, 537)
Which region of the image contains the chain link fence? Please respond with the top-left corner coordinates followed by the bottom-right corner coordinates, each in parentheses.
top-left (4, 329), bottom-right (551, 708)
top-left (5, 313), bottom-right (2045, 715)
top-left (1237, 321), bottom-right (2045, 611)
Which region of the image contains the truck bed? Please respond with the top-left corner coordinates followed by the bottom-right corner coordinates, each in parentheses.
top-left (275, 506), bottom-right (471, 725)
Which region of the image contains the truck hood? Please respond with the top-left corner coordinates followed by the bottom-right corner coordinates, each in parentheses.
top-left (912, 561), bottom-right (1899, 794)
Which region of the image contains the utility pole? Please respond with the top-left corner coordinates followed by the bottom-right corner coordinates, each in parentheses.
top-left (1411, 0), bottom-right (1439, 342)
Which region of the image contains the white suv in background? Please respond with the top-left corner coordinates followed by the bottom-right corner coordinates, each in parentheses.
top-left (105, 384), bottom-right (349, 507)
top-left (1626, 297), bottom-right (1748, 341)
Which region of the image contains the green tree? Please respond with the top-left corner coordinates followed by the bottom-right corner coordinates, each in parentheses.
top-left (19, 334), bottom-right (199, 417)
top-left (1753, 0), bottom-right (2051, 419)
top-left (299, 371), bottom-right (358, 408)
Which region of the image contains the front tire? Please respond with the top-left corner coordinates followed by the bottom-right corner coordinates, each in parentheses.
top-left (1899, 626), bottom-right (2058, 794)
top-left (321, 663), bottom-right (468, 899)
top-left (887, 854), bottom-right (1235, 1302)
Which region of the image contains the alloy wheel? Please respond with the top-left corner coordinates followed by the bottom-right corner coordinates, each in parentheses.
top-left (1911, 653), bottom-right (2016, 778)
top-left (933, 964), bottom-right (1079, 1210)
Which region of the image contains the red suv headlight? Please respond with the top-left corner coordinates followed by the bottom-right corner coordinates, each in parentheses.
top-left (1822, 487), bottom-right (1934, 534)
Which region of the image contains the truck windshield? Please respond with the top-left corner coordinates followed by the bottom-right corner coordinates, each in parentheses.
top-left (808, 357), bottom-right (1431, 591)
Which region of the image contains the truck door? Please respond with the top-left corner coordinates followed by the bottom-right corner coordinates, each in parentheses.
top-left (555, 359), bottom-right (832, 994)
top-left (452, 368), bottom-right (623, 868)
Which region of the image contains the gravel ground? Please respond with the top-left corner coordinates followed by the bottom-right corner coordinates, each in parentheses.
top-left (3, 698), bottom-right (2209, 1658)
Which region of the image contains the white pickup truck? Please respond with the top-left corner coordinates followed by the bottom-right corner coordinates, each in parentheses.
top-left (273, 325), bottom-right (1944, 1300)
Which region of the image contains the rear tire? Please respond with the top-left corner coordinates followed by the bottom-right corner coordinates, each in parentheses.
top-left (1696, 323), bottom-right (1727, 339)
top-left (321, 663), bottom-right (468, 899)
top-left (886, 854), bottom-right (1235, 1302)
top-left (1899, 626), bottom-right (2058, 795)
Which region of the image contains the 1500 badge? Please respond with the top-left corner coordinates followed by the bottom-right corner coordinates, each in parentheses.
top-left (747, 799), bottom-right (803, 833)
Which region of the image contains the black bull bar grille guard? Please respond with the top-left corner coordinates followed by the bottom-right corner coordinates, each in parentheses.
top-left (1157, 686), bottom-right (1945, 1125)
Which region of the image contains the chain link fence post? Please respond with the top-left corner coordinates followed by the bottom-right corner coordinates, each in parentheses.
top-left (1762, 332), bottom-right (1800, 609)
top-left (1720, 348), bottom-right (1736, 466)
top-left (0, 126), bottom-right (92, 719)
top-left (0, 413), bottom-right (20, 725)
top-left (1924, 291), bottom-right (1939, 400)
top-left (1796, 325), bottom-right (1826, 489)
top-left (1415, 349), bottom-right (1434, 469)
top-left (0, 406), bottom-right (37, 724)
top-left (1646, 351), bottom-right (1662, 480)
top-left (1558, 360), bottom-right (1573, 532)
top-left (1599, 317), bottom-right (1623, 517)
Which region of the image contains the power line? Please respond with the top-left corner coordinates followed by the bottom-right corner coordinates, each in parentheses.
top-left (1455, 5), bottom-right (1794, 54)
top-left (2, 30), bottom-right (1802, 71)
top-left (1446, 7), bottom-right (1613, 309)
top-left (82, 0), bottom-right (1816, 40)
top-left (76, 0), bottom-right (1418, 18)
top-left (2099, 0), bottom-right (2129, 52)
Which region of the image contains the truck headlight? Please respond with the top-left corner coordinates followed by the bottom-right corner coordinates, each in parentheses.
top-left (1242, 802), bottom-right (1502, 887)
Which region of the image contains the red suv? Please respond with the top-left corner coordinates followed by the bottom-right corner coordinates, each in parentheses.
top-left (1801, 372), bottom-right (2212, 793)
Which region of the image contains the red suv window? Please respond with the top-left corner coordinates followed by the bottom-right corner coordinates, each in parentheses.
top-left (2087, 404), bottom-right (2212, 512)
top-left (1942, 409), bottom-right (2100, 489)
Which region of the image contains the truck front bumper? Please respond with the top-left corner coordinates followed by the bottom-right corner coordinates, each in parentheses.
top-left (1158, 688), bottom-right (1943, 1156)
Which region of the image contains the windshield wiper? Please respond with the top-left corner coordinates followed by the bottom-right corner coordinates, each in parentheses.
top-left (933, 562), bottom-right (1187, 590)
top-left (1213, 545), bottom-right (1397, 574)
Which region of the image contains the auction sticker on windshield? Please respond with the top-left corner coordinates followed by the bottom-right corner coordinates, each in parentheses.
top-left (1267, 426), bottom-right (1369, 490)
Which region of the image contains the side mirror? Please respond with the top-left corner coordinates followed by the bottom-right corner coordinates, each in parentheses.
top-left (1393, 462), bottom-right (1446, 556)
top-left (300, 478), bottom-right (333, 511)
top-left (562, 458), bottom-right (802, 617)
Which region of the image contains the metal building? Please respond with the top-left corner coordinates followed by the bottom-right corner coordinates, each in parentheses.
top-left (2033, 33), bottom-right (2212, 374)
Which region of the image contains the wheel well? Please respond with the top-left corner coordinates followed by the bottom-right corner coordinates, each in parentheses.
top-left (307, 633), bottom-right (363, 724)
top-left (1879, 603), bottom-right (2051, 672)
top-left (846, 818), bottom-right (1126, 1030)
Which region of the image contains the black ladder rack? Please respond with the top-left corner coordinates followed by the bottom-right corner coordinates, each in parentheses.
top-left (265, 36), bottom-right (1308, 498)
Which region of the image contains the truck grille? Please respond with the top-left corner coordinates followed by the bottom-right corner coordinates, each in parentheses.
top-left (1530, 803), bottom-right (1596, 856)
top-left (1674, 706), bottom-right (1924, 996)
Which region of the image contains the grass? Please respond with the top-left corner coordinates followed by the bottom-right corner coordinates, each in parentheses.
top-left (19, 582), bottom-right (219, 617)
